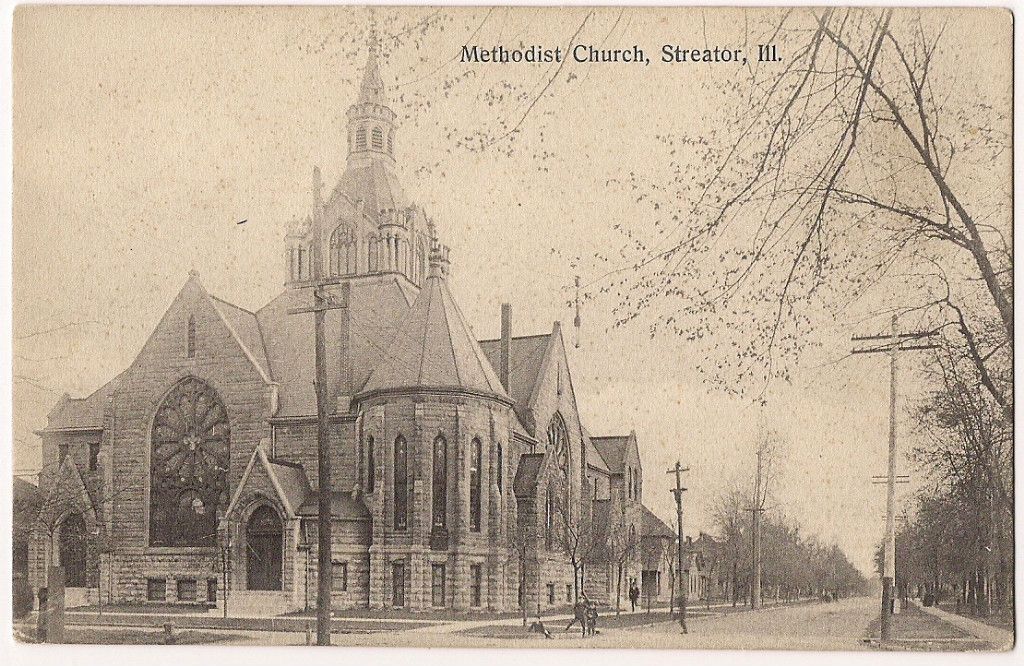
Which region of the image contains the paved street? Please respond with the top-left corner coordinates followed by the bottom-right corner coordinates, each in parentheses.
top-left (45, 597), bottom-right (879, 649)
top-left (30, 594), bottom-right (1010, 651)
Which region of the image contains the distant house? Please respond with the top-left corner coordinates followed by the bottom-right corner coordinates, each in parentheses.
top-left (13, 477), bottom-right (41, 615)
top-left (640, 505), bottom-right (676, 603)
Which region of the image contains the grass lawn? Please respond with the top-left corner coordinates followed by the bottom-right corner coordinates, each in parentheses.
top-left (70, 602), bottom-right (211, 614)
top-left (865, 604), bottom-right (990, 651)
top-left (937, 602), bottom-right (1014, 633)
top-left (28, 627), bottom-right (239, 645)
top-left (287, 607), bottom-right (540, 621)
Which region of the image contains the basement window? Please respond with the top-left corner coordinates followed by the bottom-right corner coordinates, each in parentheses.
top-left (147, 578), bottom-right (166, 601)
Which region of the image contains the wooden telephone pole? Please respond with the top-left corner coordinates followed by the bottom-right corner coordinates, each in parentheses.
top-left (852, 315), bottom-right (936, 642)
top-left (747, 447), bottom-right (765, 610)
top-left (288, 167), bottom-right (347, 645)
top-left (667, 462), bottom-right (690, 634)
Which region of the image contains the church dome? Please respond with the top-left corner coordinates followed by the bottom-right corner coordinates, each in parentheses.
top-left (357, 248), bottom-right (510, 402)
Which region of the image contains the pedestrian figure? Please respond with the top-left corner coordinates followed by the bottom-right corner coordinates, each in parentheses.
top-left (586, 600), bottom-right (599, 636)
top-left (629, 582), bottom-right (640, 612)
top-left (567, 596), bottom-right (587, 636)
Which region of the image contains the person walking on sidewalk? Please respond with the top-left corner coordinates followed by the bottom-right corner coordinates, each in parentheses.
top-left (629, 581), bottom-right (640, 612)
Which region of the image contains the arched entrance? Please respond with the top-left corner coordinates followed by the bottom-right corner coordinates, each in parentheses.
top-left (246, 505), bottom-right (282, 591)
top-left (59, 513), bottom-right (87, 588)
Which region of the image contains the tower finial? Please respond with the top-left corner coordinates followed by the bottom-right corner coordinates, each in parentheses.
top-left (358, 15), bottom-right (386, 106)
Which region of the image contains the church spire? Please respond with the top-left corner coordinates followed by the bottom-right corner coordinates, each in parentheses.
top-left (357, 23), bottom-right (387, 107)
top-left (346, 22), bottom-right (396, 162)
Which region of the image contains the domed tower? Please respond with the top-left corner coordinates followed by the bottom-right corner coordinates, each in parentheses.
top-left (285, 28), bottom-right (442, 288)
top-left (354, 247), bottom-right (517, 611)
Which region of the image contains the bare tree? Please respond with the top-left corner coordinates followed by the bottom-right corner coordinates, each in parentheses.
top-left (603, 8), bottom-right (1011, 410)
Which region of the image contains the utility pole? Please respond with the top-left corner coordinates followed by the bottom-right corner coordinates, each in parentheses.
top-left (852, 315), bottom-right (937, 642)
top-left (667, 462), bottom-right (690, 634)
top-left (748, 447), bottom-right (764, 609)
top-left (573, 275), bottom-right (582, 349)
top-left (288, 166), bottom-right (347, 645)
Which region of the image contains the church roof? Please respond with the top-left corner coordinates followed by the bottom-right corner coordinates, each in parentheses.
top-left (581, 427), bottom-right (611, 474)
top-left (328, 159), bottom-right (409, 219)
top-left (513, 453), bottom-right (545, 499)
top-left (641, 504), bottom-right (677, 540)
top-left (207, 294), bottom-right (271, 382)
top-left (297, 492), bottom-right (371, 522)
top-left (358, 262), bottom-right (509, 401)
top-left (44, 372), bottom-right (125, 431)
top-left (590, 434), bottom-right (631, 474)
top-left (478, 333), bottom-right (551, 419)
top-left (257, 275), bottom-right (415, 417)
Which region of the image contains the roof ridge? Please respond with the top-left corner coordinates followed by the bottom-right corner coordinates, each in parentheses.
top-left (437, 280), bottom-right (463, 387)
top-left (478, 332), bottom-right (553, 343)
top-left (207, 292), bottom-right (257, 316)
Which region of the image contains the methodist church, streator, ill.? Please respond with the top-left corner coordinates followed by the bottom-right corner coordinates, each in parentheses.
top-left (28, 36), bottom-right (677, 615)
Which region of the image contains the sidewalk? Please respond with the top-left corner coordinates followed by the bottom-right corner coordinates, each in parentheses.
top-left (913, 599), bottom-right (1014, 650)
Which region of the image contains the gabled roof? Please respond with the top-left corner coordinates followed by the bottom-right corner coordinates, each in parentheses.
top-left (581, 427), bottom-right (610, 474)
top-left (207, 294), bottom-right (271, 382)
top-left (45, 372), bottom-right (125, 431)
top-left (513, 453), bottom-right (545, 499)
top-left (591, 435), bottom-right (631, 474)
top-left (478, 333), bottom-right (552, 415)
top-left (257, 275), bottom-right (415, 416)
top-left (358, 264), bottom-right (509, 401)
top-left (226, 443), bottom-right (311, 518)
top-left (641, 504), bottom-right (676, 540)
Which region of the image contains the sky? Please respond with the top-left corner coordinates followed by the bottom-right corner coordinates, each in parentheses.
top-left (11, 6), bottom-right (1011, 576)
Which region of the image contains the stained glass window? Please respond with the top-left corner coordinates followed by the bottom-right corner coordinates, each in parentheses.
top-left (149, 377), bottom-right (229, 546)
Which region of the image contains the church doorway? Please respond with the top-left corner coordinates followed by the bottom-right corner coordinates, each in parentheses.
top-left (59, 512), bottom-right (87, 588)
top-left (246, 505), bottom-right (283, 591)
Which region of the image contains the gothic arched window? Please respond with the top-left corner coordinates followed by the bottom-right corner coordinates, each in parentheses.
top-left (368, 236), bottom-right (379, 273)
top-left (546, 414), bottom-right (570, 481)
top-left (149, 377), bottom-right (229, 546)
top-left (469, 438), bottom-right (482, 532)
top-left (355, 127), bottom-right (367, 151)
top-left (496, 443), bottom-right (503, 492)
top-left (371, 127), bottom-right (384, 151)
top-left (394, 435), bottom-right (408, 531)
top-left (366, 435), bottom-right (375, 493)
top-left (387, 129), bottom-right (394, 154)
top-left (544, 489), bottom-right (554, 549)
top-left (432, 435), bottom-right (447, 530)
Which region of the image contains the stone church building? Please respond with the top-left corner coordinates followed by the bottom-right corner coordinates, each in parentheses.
top-left (28, 38), bottom-right (661, 614)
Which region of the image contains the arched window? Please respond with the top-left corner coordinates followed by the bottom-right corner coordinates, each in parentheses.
top-left (394, 435), bottom-right (408, 531)
top-left (150, 377), bottom-right (229, 546)
top-left (544, 489), bottom-right (554, 549)
top-left (355, 127), bottom-right (367, 151)
top-left (496, 443), bottom-right (503, 492)
top-left (367, 236), bottom-right (379, 273)
top-left (59, 512), bottom-right (87, 587)
top-left (187, 315), bottom-right (196, 358)
top-left (387, 130), bottom-right (394, 154)
top-left (469, 438), bottom-right (482, 532)
top-left (371, 126), bottom-right (384, 150)
top-left (546, 414), bottom-right (570, 480)
top-left (345, 237), bottom-right (357, 275)
top-left (366, 435), bottom-right (375, 493)
top-left (432, 435), bottom-right (447, 530)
